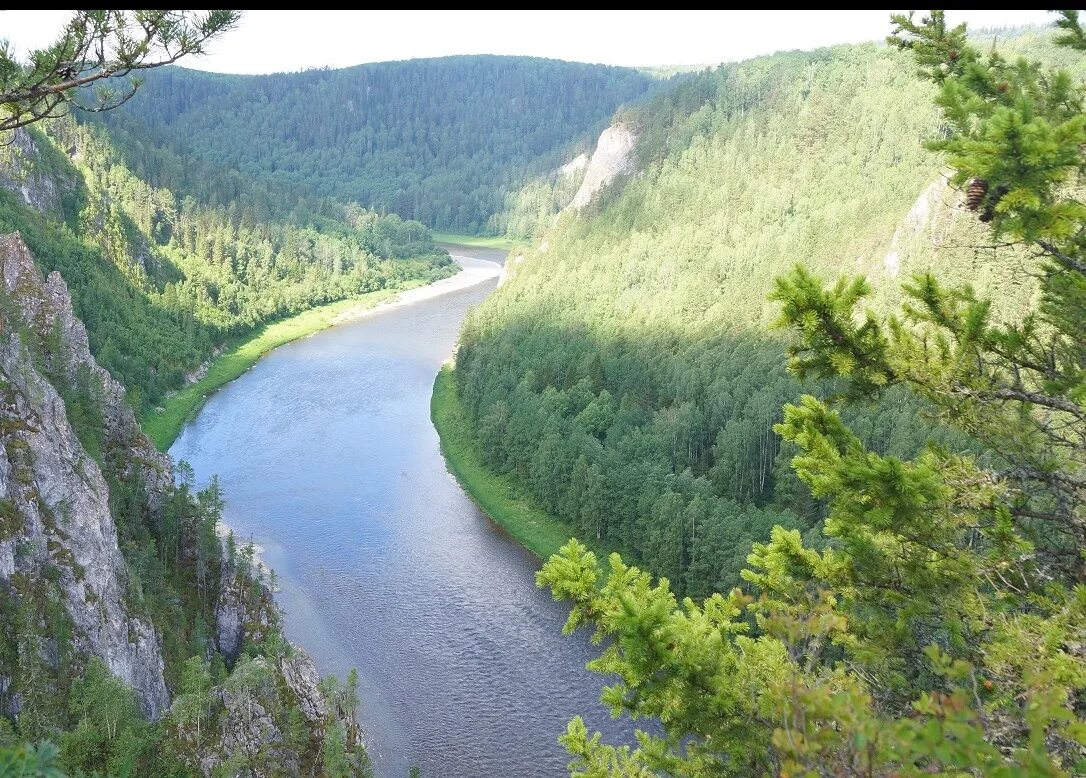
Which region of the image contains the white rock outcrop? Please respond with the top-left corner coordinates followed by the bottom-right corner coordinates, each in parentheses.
top-left (559, 152), bottom-right (590, 178)
top-left (882, 178), bottom-right (952, 278)
top-left (568, 124), bottom-right (637, 210)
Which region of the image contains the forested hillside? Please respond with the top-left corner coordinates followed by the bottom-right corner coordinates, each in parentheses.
top-left (94, 57), bottom-right (657, 234)
top-left (536, 13), bottom-right (1086, 774)
top-left (453, 39), bottom-right (1047, 597)
top-left (0, 119), bottom-right (451, 414)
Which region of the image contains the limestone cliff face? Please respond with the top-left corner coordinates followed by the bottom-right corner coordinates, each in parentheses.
top-left (0, 130), bottom-right (70, 215)
top-left (211, 652), bottom-right (324, 776)
top-left (0, 231), bottom-right (170, 717)
top-left (0, 233), bottom-right (172, 501)
top-left (171, 647), bottom-right (340, 778)
top-left (0, 231), bottom-right (361, 767)
top-left (0, 178), bottom-right (364, 764)
top-left (214, 552), bottom-right (279, 664)
top-left (567, 124), bottom-right (637, 210)
top-left (0, 334), bottom-right (169, 717)
top-left (277, 650), bottom-right (326, 727)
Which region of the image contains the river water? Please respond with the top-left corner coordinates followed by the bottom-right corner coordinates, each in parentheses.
top-left (170, 250), bottom-right (634, 777)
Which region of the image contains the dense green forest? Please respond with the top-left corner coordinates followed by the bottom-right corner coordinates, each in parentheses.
top-left (93, 57), bottom-right (657, 234)
top-left (5, 8), bottom-right (1081, 776)
top-left (0, 118), bottom-right (452, 413)
top-left (538, 12), bottom-right (1086, 774)
top-left (454, 38), bottom-right (1050, 599)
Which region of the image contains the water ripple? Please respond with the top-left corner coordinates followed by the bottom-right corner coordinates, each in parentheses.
top-left (172, 258), bottom-right (638, 777)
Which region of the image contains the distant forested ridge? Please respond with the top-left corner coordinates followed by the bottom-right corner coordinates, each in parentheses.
top-left (454, 38), bottom-right (1054, 597)
top-left (94, 56), bottom-right (658, 234)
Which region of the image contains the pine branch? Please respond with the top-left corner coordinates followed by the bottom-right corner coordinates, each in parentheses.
top-left (0, 10), bottom-right (239, 134)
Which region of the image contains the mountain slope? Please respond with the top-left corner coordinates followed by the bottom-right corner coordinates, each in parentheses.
top-left (451, 41), bottom-right (1039, 597)
top-left (95, 56), bottom-right (657, 233)
top-left (0, 235), bottom-right (169, 719)
top-left (0, 121), bottom-right (451, 413)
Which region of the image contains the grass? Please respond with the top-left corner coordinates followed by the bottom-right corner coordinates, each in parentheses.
top-left (431, 231), bottom-right (521, 251)
top-left (431, 365), bottom-right (575, 560)
top-left (432, 364), bottom-right (623, 567)
top-left (142, 285), bottom-right (419, 450)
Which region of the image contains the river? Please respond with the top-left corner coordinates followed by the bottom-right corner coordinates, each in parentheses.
top-left (170, 249), bottom-right (635, 777)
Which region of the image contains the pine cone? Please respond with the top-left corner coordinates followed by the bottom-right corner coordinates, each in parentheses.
top-left (966, 178), bottom-right (988, 211)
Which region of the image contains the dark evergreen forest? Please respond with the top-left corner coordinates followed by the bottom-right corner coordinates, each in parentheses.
top-left (95, 57), bottom-right (657, 233)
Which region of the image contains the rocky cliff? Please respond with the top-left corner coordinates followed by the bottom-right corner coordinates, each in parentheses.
top-left (0, 233), bottom-right (172, 501)
top-left (190, 649), bottom-right (343, 777)
top-left (214, 549), bottom-right (280, 664)
top-left (0, 235), bottom-right (171, 717)
top-left (0, 129), bottom-right (70, 215)
top-left (567, 124), bottom-right (637, 210)
top-left (0, 230), bottom-right (368, 772)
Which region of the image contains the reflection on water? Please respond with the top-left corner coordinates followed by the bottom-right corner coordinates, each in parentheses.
top-left (171, 255), bottom-right (635, 777)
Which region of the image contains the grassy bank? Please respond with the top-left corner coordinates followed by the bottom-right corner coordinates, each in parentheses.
top-left (142, 286), bottom-right (415, 450)
top-left (433, 365), bottom-right (623, 566)
top-left (431, 231), bottom-right (520, 251)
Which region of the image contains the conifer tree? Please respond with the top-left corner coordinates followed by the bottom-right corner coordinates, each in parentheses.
top-left (0, 11), bottom-right (239, 133)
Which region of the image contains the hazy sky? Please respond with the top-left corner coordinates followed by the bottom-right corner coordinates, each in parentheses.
top-left (1, 10), bottom-right (1055, 74)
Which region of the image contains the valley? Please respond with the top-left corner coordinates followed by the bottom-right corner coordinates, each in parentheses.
top-left (168, 249), bottom-right (636, 777)
top-left (0, 10), bottom-right (1081, 778)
